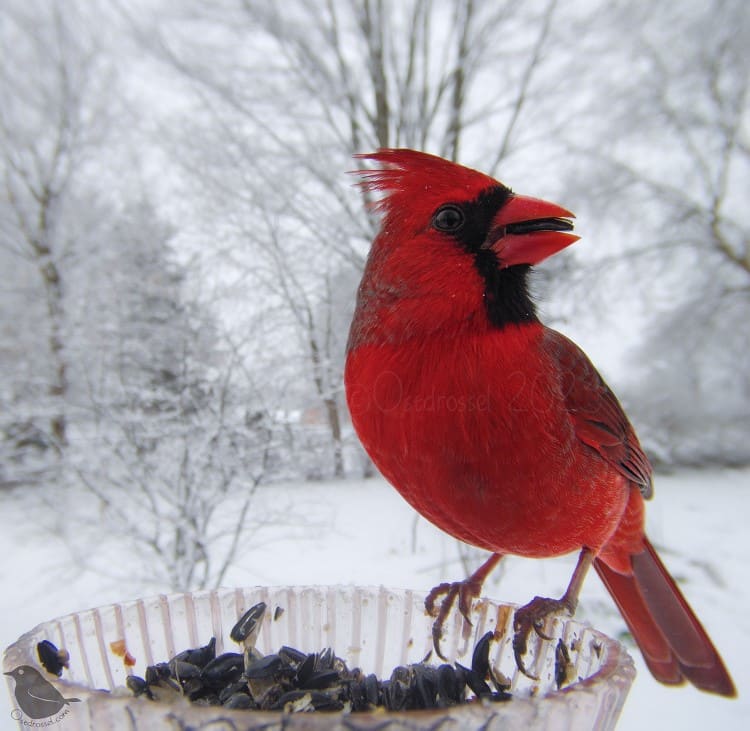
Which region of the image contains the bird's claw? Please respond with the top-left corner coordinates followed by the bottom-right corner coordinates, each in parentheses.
top-left (512, 596), bottom-right (572, 679)
top-left (425, 578), bottom-right (483, 660)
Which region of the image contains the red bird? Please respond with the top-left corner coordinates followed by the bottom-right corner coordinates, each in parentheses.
top-left (345, 149), bottom-right (735, 696)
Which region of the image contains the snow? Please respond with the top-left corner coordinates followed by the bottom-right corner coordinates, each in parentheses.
top-left (1, 468), bottom-right (748, 730)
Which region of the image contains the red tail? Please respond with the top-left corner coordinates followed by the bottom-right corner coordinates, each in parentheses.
top-left (595, 536), bottom-right (735, 697)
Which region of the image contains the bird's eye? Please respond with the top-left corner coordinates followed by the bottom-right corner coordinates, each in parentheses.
top-left (432, 204), bottom-right (465, 232)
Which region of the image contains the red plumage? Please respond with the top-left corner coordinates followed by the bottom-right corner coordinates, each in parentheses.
top-left (345, 149), bottom-right (735, 697)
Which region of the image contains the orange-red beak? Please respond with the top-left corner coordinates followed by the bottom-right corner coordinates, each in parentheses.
top-left (482, 193), bottom-right (579, 267)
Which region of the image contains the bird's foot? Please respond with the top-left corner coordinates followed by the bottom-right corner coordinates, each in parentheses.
top-left (425, 576), bottom-right (484, 660)
top-left (512, 595), bottom-right (573, 679)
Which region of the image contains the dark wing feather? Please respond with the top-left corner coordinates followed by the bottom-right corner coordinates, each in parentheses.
top-left (543, 329), bottom-right (653, 497)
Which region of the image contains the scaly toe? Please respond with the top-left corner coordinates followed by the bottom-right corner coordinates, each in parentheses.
top-left (512, 596), bottom-right (572, 679)
top-left (425, 576), bottom-right (485, 661)
top-left (426, 583), bottom-right (460, 660)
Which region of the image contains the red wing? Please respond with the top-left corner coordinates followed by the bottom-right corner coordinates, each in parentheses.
top-left (543, 329), bottom-right (653, 498)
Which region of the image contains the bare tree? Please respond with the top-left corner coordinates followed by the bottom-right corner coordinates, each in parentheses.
top-left (133, 0), bottom-right (568, 478)
top-left (68, 356), bottom-right (278, 591)
top-left (0, 0), bottom-right (110, 450)
top-left (560, 0), bottom-right (750, 464)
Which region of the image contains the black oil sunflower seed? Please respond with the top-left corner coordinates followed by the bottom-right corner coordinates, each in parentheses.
top-left (230, 602), bottom-right (267, 644)
top-left (37, 640), bottom-right (68, 677)
top-left (127, 604), bottom-right (518, 713)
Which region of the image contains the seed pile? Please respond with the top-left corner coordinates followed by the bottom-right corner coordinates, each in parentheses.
top-left (125, 602), bottom-right (512, 713)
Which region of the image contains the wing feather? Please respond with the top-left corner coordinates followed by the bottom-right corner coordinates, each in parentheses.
top-left (543, 329), bottom-right (653, 497)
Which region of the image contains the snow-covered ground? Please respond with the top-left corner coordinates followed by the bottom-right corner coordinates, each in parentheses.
top-left (1, 468), bottom-right (748, 729)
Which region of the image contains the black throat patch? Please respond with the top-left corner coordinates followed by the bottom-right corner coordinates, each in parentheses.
top-left (474, 257), bottom-right (536, 328)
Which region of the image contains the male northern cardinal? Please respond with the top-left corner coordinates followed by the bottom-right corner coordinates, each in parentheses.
top-left (345, 148), bottom-right (735, 696)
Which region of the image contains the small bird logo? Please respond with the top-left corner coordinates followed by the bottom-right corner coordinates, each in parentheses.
top-left (5, 665), bottom-right (80, 720)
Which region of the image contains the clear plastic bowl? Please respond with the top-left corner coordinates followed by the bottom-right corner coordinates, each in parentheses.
top-left (4, 585), bottom-right (634, 730)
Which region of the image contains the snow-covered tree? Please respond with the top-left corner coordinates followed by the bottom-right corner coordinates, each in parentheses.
top-left (0, 0), bottom-right (112, 455)
top-left (134, 0), bottom-right (573, 478)
top-left (61, 198), bottom-right (278, 591)
top-left (559, 0), bottom-right (750, 465)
